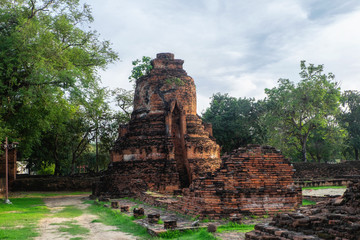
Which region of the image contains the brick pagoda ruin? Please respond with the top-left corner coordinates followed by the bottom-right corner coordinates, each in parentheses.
top-left (94, 53), bottom-right (221, 196)
top-left (94, 53), bottom-right (301, 218)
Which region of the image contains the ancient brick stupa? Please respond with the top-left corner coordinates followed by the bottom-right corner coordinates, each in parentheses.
top-left (94, 53), bottom-right (221, 197)
top-left (94, 53), bottom-right (301, 219)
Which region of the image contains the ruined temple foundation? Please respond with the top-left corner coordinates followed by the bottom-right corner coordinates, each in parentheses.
top-left (93, 53), bottom-right (301, 218)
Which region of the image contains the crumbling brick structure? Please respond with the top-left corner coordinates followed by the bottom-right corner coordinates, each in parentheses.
top-left (170, 145), bottom-right (301, 219)
top-left (94, 53), bottom-right (301, 218)
top-left (246, 181), bottom-right (360, 239)
top-left (94, 53), bottom-right (221, 197)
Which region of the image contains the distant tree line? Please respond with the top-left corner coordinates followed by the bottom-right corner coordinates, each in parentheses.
top-left (203, 61), bottom-right (360, 162)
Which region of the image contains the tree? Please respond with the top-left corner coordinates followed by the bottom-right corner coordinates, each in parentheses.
top-left (265, 61), bottom-right (341, 162)
top-left (340, 90), bottom-right (360, 160)
top-left (0, 0), bottom-right (118, 158)
top-left (202, 93), bottom-right (264, 153)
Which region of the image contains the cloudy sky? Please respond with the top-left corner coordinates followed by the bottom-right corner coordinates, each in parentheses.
top-left (85, 0), bottom-right (360, 113)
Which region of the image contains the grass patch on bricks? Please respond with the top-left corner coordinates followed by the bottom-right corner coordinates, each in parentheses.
top-left (87, 201), bottom-right (150, 238)
top-left (302, 185), bottom-right (346, 190)
top-left (302, 199), bottom-right (317, 206)
top-left (0, 198), bottom-right (49, 239)
top-left (217, 222), bottom-right (255, 233)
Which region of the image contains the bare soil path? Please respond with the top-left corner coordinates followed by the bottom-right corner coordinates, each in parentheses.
top-left (35, 195), bottom-right (136, 240)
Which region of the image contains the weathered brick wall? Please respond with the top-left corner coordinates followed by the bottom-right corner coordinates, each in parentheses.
top-left (12, 174), bottom-right (99, 191)
top-left (293, 161), bottom-right (360, 179)
top-left (93, 159), bottom-right (180, 197)
top-left (169, 145), bottom-right (302, 219)
top-left (246, 181), bottom-right (360, 240)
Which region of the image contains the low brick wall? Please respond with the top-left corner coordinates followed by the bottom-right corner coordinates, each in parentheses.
top-left (293, 161), bottom-right (360, 180)
top-left (12, 174), bottom-right (100, 191)
top-left (93, 159), bottom-right (181, 198)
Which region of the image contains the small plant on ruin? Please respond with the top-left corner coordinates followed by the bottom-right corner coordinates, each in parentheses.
top-left (165, 77), bottom-right (184, 86)
top-left (129, 56), bottom-right (153, 83)
top-left (157, 219), bottom-right (164, 224)
top-left (191, 215), bottom-right (200, 221)
top-left (201, 218), bottom-right (210, 223)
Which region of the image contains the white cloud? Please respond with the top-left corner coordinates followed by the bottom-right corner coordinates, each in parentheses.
top-left (84, 0), bottom-right (360, 113)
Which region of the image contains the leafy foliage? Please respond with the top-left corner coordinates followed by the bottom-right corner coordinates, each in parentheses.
top-left (128, 56), bottom-right (152, 83)
top-left (0, 0), bottom-right (124, 174)
top-left (264, 61), bottom-right (341, 162)
top-left (202, 93), bottom-right (265, 153)
top-left (340, 90), bottom-right (360, 160)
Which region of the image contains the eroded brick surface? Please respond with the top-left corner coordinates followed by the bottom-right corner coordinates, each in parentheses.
top-left (94, 53), bottom-right (221, 197)
top-left (246, 181), bottom-right (360, 239)
top-left (170, 145), bottom-right (302, 219)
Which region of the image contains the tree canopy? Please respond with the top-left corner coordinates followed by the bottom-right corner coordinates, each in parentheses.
top-left (202, 93), bottom-right (265, 153)
top-left (264, 61), bottom-right (341, 162)
top-left (0, 0), bottom-right (121, 174)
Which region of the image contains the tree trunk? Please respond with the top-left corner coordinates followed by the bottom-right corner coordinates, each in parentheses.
top-left (53, 136), bottom-right (60, 176)
top-left (355, 148), bottom-right (359, 161)
top-left (71, 152), bottom-right (76, 175)
top-left (301, 136), bottom-right (308, 162)
top-left (95, 126), bottom-right (99, 173)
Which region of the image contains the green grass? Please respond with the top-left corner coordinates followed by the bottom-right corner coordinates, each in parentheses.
top-left (302, 185), bottom-right (346, 190)
top-left (0, 198), bottom-right (49, 239)
top-left (52, 220), bottom-right (90, 235)
top-left (302, 199), bottom-right (316, 206)
top-left (87, 202), bottom-right (150, 238)
top-left (157, 229), bottom-right (216, 240)
top-left (55, 205), bottom-right (84, 218)
top-left (217, 222), bottom-right (255, 233)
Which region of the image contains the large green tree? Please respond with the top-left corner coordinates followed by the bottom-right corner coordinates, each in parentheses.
top-left (340, 90), bottom-right (360, 160)
top-left (202, 93), bottom-right (264, 153)
top-left (0, 0), bottom-right (118, 157)
top-left (265, 61), bottom-right (341, 162)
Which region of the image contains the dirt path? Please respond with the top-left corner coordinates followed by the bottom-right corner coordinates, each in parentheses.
top-left (35, 195), bottom-right (136, 240)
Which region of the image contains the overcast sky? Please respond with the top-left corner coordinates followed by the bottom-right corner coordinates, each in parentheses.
top-left (85, 0), bottom-right (360, 113)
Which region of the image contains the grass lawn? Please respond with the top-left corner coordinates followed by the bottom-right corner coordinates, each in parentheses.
top-left (87, 202), bottom-right (150, 238)
top-left (0, 198), bottom-right (49, 239)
